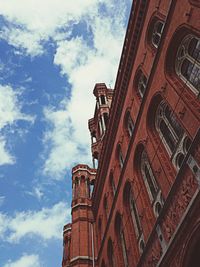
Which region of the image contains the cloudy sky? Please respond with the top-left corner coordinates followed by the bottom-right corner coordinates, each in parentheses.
top-left (0, 1), bottom-right (131, 266)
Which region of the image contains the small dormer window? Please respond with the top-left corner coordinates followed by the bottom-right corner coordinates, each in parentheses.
top-left (138, 71), bottom-right (148, 98)
top-left (152, 20), bottom-right (164, 48)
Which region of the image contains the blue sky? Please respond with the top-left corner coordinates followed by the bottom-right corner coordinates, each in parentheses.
top-left (0, 1), bottom-right (131, 266)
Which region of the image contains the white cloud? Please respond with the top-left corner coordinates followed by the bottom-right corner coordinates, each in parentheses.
top-left (0, 0), bottom-right (130, 177)
top-left (0, 196), bottom-right (5, 207)
top-left (0, 85), bottom-right (34, 129)
top-left (0, 213), bottom-right (7, 238)
top-left (1, 27), bottom-right (44, 57)
top-left (3, 254), bottom-right (41, 267)
top-left (0, 202), bottom-right (71, 243)
top-left (0, 137), bottom-right (15, 165)
top-left (43, 3), bottom-right (127, 179)
top-left (25, 187), bottom-right (44, 201)
top-left (43, 104), bottom-right (91, 179)
top-left (0, 0), bottom-right (104, 56)
top-left (32, 187), bottom-right (44, 200)
top-left (0, 85), bottom-right (35, 165)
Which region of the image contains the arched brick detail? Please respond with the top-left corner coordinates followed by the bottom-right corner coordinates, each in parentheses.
top-left (133, 66), bottom-right (148, 101)
top-left (165, 25), bottom-right (200, 96)
top-left (145, 12), bottom-right (165, 53)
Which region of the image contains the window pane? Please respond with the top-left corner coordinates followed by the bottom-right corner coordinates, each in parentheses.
top-left (178, 46), bottom-right (186, 59)
top-left (165, 105), bottom-right (183, 137)
top-left (160, 120), bottom-right (177, 153)
top-left (176, 153), bottom-right (185, 169)
top-left (128, 115), bottom-right (134, 136)
top-left (189, 64), bottom-right (200, 91)
top-left (157, 21), bottom-right (164, 33)
top-left (144, 165), bottom-right (157, 199)
top-left (138, 74), bottom-right (147, 97)
top-left (188, 37), bottom-right (200, 62)
top-left (130, 196), bottom-right (141, 237)
top-left (181, 58), bottom-right (191, 77)
top-left (139, 84), bottom-right (145, 96)
top-left (152, 33), bottom-right (160, 47)
top-left (182, 59), bottom-right (200, 91)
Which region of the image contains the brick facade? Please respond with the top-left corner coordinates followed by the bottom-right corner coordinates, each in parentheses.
top-left (62, 1), bottom-right (200, 266)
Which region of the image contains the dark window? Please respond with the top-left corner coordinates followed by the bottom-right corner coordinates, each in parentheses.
top-left (156, 101), bottom-right (184, 155)
top-left (100, 95), bottom-right (106, 105)
top-left (138, 72), bottom-right (147, 98)
top-left (127, 113), bottom-right (134, 137)
top-left (141, 150), bottom-right (158, 202)
top-left (152, 20), bottom-right (164, 48)
top-left (129, 192), bottom-right (142, 238)
top-left (117, 145), bottom-right (124, 169)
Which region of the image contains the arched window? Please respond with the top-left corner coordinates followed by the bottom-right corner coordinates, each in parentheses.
top-left (152, 20), bottom-right (164, 48)
top-left (141, 150), bottom-right (158, 202)
top-left (74, 177), bottom-right (79, 199)
top-left (115, 214), bottom-right (129, 267)
top-left (137, 71), bottom-right (148, 98)
top-left (155, 100), bottom-right (192, 169)
top-left (117, 144), bottom-right (124, 169)
top-left (175, 34), bottom-right (200, 95)
top-left (123, 181), bottom-right (145, 255)
top-left (90, 179), bottom-right (95, 197)
top-left (129, 190), bottom-right (142, 239)
top-left (124, 111), bottom-right (134, 138)
top-left (156, 101), bottom-right (184, 153)
top-left (107, 239), bottom-right (116, 267)
top-left (120, 224), bottom-right (129, 266)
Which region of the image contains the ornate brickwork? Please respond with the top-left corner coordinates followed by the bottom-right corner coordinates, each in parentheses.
top-left (162, 175), bottom-right (197, 242)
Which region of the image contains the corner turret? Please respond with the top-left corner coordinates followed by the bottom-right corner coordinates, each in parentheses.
top-left (88, 83), bottom-right (113, 168)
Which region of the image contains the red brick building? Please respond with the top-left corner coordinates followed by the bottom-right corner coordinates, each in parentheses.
top-left (62, 0), bottom-right (200, 266)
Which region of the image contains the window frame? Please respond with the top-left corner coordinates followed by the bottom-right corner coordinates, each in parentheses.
top-left (138, 71), bottom-right (148, 98)
top-left (117, 144), bottom-right (124, 169)
top-left (155, 100), bottom-right (192, 170)
top-left (129, 191), bottom-right (142, 239)
top-left (140, 150), bottom-right (159, 202)
top-left (152, 20), bottom-right (165, 48)
top-left (175, 34), bottom-right (200, 96)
